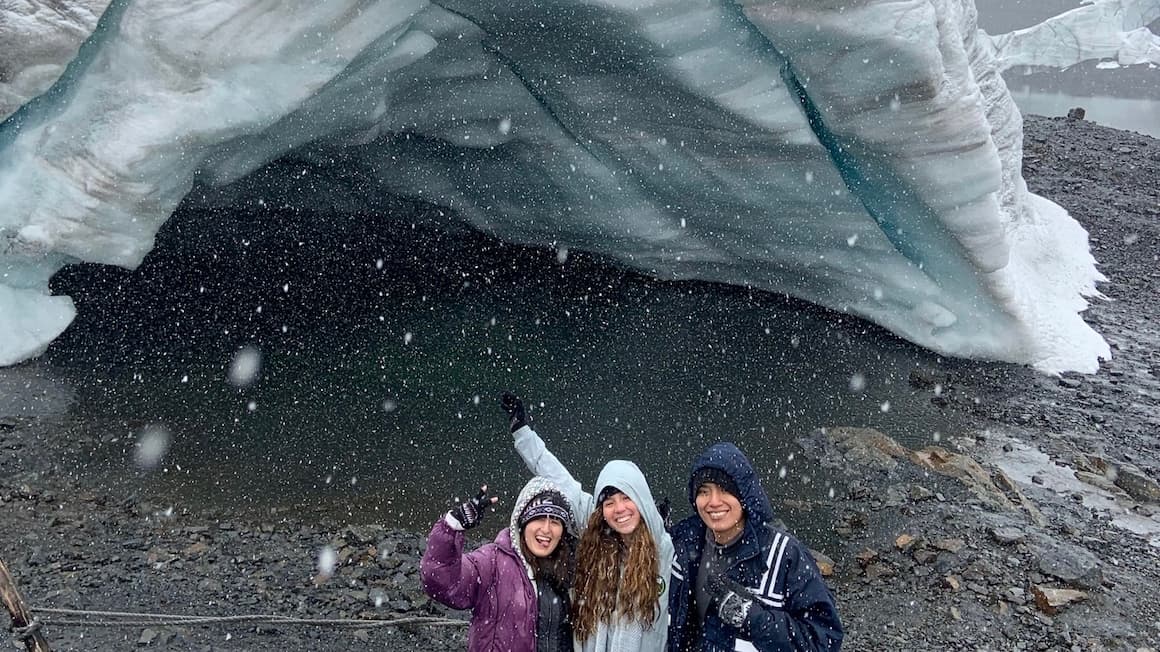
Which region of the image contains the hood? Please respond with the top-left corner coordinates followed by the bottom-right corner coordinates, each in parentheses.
top-left (593, 459), bottom-right (666, 542)
top-left (687, 442), bottom-right (775, 526)
top-left (507, 476), bottom-right (578, 578)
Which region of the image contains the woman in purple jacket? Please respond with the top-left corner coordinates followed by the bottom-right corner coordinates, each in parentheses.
top-left (421, 476), bottom-right (578, 652)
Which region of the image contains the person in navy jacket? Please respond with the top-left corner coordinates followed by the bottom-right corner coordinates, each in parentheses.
top-left (667, 442), bottom-right (843, 652)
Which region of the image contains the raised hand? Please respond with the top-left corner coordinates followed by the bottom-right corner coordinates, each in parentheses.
top-left (448, 485), bottom-right (497, 530)
top-left (499, 391), bottom-right (528, 433)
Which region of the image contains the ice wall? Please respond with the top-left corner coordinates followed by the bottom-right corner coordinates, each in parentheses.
top-left (984, 0), bottom-right (1160, 71)
top-left (0, 0), bottom-right (111, 122)
top-left (0, 0), bottom-right (1130, 372)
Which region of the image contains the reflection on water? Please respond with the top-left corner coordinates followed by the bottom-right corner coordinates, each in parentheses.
top-left (30, 207), bottom-right (978, 543)
top-left (1012, 89), bottom-right (1160, 139)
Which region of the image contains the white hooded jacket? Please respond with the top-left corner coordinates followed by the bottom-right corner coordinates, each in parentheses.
top-left (514, 425), bottom-right (674, 652)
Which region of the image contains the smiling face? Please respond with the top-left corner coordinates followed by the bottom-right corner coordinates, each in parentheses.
top-left (600, 490), bottom-right (641, 537)
top-left (695, 481), bottom-right (745, 544)
top-left (522, 515), bottom-right (565, 558)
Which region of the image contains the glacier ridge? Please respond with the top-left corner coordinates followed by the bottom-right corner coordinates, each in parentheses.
top-left (982, 0), bottom-right (1160, 71)
top-left (1, 0), bottom-right (1142, 372)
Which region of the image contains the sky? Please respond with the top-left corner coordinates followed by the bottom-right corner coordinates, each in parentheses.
top-left (974, 0), bottom-right (1087, 32)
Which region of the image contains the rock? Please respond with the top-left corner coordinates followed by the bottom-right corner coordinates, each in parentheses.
top-left (799, 427), bottom-right (908, 472)
top-left (1113, 464), bottom-right (1160, 503)
top-left (1074, 470), bottom-right (1119, 493)
top-left (992, 470), bottom-right (1019, 493)
top-left (1066, 106), bottom-right (1085, 120)
top-left (344, 525), bottom-right (383, 545)
top-left (933, 538), bottom-right (965, 553)
top-left (934, 551), bottom-right (963, 574)
top-left (1031, 585), bottom-right (1087, 615)
top-left (909, 485), bottom-right (935, 501)
top-left (944, 575), bottom-right (961, 591)
top-left (884, 485), bottom-right (908, 507)
top-left (864, 562), bottom-right (895, 580)
top-left (990, 527), bottom-right (1026, 545)
top-left (183, 541), bottom-right (210, 556)
top-left (856, 548), bottom-right (879, 567)
top-left (966, 581), bottom-right (988, 595)
top-left (913, 550), bottom-right (938, 564)
top-left (810, 549), bottom-right (835, 576)
top-left (895, 533), bottom-right (917, 551)
top-left (1032, 538), bottom-right (1102, 589)
top-left (1074, 455), bottom-right (1111, 475)
top-left (1005, 587), bottom-right (1028, 605)
top-left (138, 628), bottom-right (159, 646)
top-left (1058, 377), bottom-right (1082, 389)
top-left (909, 447), bottom-right (1016, 509)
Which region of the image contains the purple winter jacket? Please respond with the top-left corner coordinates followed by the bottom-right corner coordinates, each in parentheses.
top-left (421, 477), bottom-right (576, 652)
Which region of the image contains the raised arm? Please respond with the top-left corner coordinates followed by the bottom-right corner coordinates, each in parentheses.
top-left (501, 392), bottom-right (594, 521)
top-left (420, 486), bottom-right (499, 610)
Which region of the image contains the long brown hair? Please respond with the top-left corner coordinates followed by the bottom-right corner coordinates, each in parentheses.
top-left (571, 508), bottom-right (660, 641)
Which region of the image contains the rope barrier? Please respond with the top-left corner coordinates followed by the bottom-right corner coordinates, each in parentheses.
top-left (29, 607), bottom-right (467, 630)
top-left (10, 619), bottom-right (41, 641)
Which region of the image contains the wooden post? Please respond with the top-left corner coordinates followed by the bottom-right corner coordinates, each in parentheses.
top-left (0, 557), bottom-right (51, 652)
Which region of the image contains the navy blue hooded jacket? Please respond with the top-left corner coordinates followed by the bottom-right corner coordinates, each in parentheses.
top-left (667, 443), bottom-right (843, 652)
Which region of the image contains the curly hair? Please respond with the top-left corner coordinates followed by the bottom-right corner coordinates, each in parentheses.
top-left (571, 508), bottom-right (660, 641)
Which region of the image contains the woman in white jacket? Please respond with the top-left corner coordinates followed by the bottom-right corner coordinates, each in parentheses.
top-left (501, 392), bottom-right (673, 652)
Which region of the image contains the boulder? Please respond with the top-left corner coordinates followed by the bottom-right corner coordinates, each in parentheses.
top-left (1031, 585), bottom-right (1087, 614)
top-left (1113, 464), bottom-right (1160, 504)
top-left (799, 427), bottom-right (908, 472)
top-left (1031, 537), bottom-right (1102, 589)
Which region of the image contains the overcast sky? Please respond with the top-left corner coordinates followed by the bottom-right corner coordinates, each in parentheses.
top-left (973, 0), bottom-right (1085, 33)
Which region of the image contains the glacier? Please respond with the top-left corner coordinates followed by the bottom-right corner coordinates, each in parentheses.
top-left (982, 0), bottom-right (1160, 71)
top-left (2, 1), bottom-right (1149, 373)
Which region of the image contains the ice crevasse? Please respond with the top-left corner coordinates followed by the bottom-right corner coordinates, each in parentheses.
top-left (2, 0), bottom-right (1150, 372)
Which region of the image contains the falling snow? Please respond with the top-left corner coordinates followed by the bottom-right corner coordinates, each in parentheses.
top-left (133, 425), bottom-right (171, 471)
top-left (228, 346), bottom-right (262, 387)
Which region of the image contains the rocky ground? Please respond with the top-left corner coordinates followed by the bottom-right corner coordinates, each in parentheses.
top-left (2, 115), bottom-right (1158, 651)
top-left (812, 115), bottom-right (1160, 652)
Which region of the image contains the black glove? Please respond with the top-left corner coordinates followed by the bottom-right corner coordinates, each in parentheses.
top-left (449, 485), bottom-right (495, 530)
top-left (499, 391), bottom-right (528, 433)
top-left (656, 497), bottom-right (672, 532)
top-left (707, 567), bottom-right (754, 629)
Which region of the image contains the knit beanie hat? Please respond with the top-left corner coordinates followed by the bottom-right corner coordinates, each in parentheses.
top-left (519, 490), bottom-right (573, 534)
top-left (691, 466), bottom-right (741, 501)
top-left (596, 485), bottom-right (623, 505)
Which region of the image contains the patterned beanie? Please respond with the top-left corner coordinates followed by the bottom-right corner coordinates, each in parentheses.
top-left (519, 490), bottom-right (572, 533)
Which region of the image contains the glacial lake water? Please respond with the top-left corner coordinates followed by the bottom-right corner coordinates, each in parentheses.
top-left (5, 208), bottom-right (980, 543)
top-left (1014, 90), bottom-right (1160, 139)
